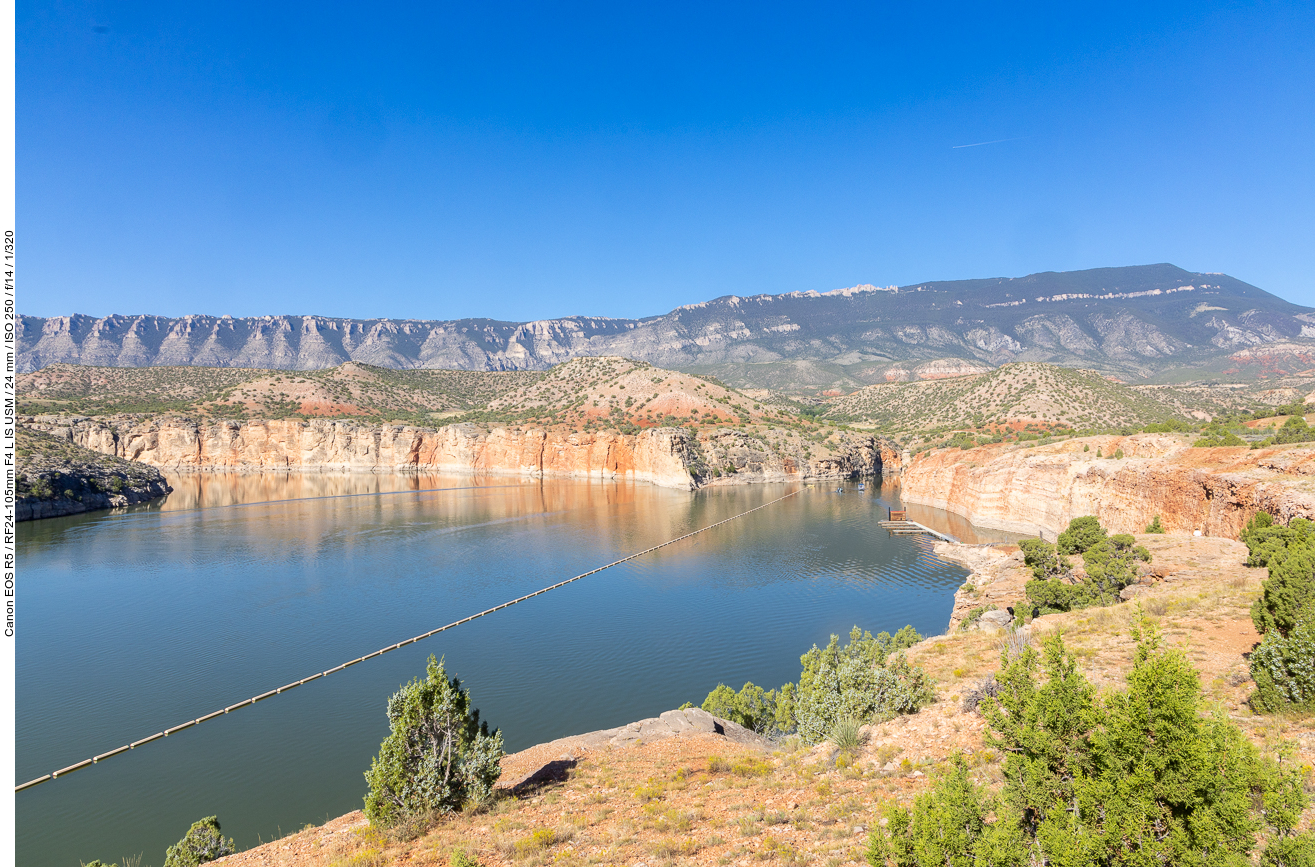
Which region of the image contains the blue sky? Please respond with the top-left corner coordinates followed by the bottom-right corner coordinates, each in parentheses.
top-left (19, 1), bottom-right (1315, 321)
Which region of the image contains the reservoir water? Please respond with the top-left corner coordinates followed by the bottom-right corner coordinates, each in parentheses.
top-left (17, 473), bottom-right (989, 865)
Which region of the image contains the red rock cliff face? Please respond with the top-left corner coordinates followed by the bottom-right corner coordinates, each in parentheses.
top-left (28, 418), bottom-right (699, 488)
top-left (26, 416), bottom-right (902, 490)
top-left (900, 434), bottom-right (1315, 539)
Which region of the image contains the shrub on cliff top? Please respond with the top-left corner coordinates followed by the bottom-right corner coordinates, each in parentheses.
top-left (1056, 515), bottom-right (1105, 555)
top-left (869, 625), bottom-right (1311, 867)
top-left (364, 655), bottom-right (504, 828)
top-left (1250, 619), bottom-right (1315, 714)
top-left (1243, 513), bottom-right (1315, 637)
top-left (700, 681), bottom-right (795, 735)
top-left (794, 626), bottom-right (932, 744)
top-left (163, 816), bottom-right (234, 867)
top-left (1024, 518), bottom-right (1149, 614)
top-left (1019, 537), bottom-right (1068, 581)
top-left (700, 625), bottom-right (932, 744)
top-left (1242, 512), bottom-right (1315, 715)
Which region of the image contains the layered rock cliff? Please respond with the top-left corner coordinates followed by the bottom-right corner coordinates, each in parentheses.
top-left (900, 433), bottom-right (1315, 539)
top-left (24, 415), bottom-right (895, 490)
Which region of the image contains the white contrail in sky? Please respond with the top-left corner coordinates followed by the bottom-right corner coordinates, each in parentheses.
top-left (952, 137), bottom-right (1026, 149)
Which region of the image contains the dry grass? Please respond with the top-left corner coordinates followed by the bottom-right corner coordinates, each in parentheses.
top-left (217, 535), bottom-right (1315, 867)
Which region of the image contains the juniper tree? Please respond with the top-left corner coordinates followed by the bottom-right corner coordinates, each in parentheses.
top-left (871, 623), bottom-right (1310, 867)
top-left (1241, 512), bottom-right (1315, 712)
top-left (363, 656), bottom-right (504, 827)
top-left (162, 816), bottom-right (234, 867)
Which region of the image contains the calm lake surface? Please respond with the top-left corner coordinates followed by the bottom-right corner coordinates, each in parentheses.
top-left (17, 473), bottom-right (996, 865)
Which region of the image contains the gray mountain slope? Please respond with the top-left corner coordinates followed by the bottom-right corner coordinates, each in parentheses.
top-left (21, 264), bottom-right (1315, 382)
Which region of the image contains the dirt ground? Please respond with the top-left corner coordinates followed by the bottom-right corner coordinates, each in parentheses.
top-left (216, 533), bottom-right (1315, 867)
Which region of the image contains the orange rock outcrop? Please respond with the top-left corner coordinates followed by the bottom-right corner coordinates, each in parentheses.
top-left (27, 417), bottom-right (700, 488)
top-left (900, 434), bottom-right (1315, 539)
top-left (26, 416), bottom-right (900, 490)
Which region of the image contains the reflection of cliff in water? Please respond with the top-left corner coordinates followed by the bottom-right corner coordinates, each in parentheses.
top-left (152, 473), bottom-right (832, 575)
top-left (160, 472), bottom-right (536, 511)
top-left (156, 473), bottom-right (704, 561)
top-left (875, 478), bottom-right (1030, 545)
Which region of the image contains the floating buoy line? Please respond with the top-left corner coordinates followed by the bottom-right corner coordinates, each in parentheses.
top-left (17, 488), bottom-right (802, 793)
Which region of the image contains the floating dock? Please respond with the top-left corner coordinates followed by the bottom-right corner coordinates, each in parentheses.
top-left (878, 508), bottom-right (959, 543)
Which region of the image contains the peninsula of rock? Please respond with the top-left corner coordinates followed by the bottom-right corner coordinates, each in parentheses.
top-left (17, 427), bottom-right (172, 521)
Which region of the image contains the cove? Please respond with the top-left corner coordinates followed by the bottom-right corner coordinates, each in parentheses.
top-left (17, 473), bottom-right (978, 865)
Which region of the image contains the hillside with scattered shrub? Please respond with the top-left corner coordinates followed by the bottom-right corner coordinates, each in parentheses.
top-left (17, 362), bottom-right (542, 422)
top-left (16, 426), bottom-right (171, 520)
top-left (826, 363), bottom-right (1198, 433)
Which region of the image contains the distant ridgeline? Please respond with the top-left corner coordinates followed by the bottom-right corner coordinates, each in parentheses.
top-left (21, 264), bottom-right (1315, 386)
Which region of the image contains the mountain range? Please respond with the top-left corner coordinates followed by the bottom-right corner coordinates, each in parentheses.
top-left (21, 264), bottom-right (1315, 389)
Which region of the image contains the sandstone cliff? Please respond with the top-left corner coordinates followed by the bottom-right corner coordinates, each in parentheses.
top-left (900, 433), bottom-right (1315, 539)
top-left (25, 415), bottom-right (895, 490)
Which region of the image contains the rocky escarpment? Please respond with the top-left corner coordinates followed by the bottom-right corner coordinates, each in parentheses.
top-left (20, 265), bottom-right (1313, 382)
top-left (17, 427), bottom-right (172, 521)
top-left (24, 415), bottom-right (897, 489)
top-left (901, 433), bottom-right (1315, 540)
top-left (694, 427), bottom-right (900, 484)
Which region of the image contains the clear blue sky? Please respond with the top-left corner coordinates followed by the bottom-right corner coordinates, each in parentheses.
top-left (19, 1), bottom-right (1315, 321)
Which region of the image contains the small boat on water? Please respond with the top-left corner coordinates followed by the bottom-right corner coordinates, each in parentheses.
top-left (858, 482), bottom-right (866, 491)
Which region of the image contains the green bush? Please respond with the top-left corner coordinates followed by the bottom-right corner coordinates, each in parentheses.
top-left (1142, 419), bottom-right (1192, 433)
top-left (363, 655), bottom-right (505, 828)
top-left (1275, 415), bottom-right (1315, 444)
top-left (1056, 515), bottom-right (1105, 555)
top-left (1144, 515), bottom-right (1165, 533)
top-left (828, 716), bottom-right (865, 757)
top-left (947, 431), bottom-right (977, 450)
top-left (1194, 430), bottom-right (1246, 447)
top-left (1242, 513), bottom-right (1315, 632)
top-left (870, 625), bottom-right (1309, 867)
top-left (869, 758), bottom-right (1025, 867)
top-left (700, 681), bottom-right (795, 735)
top-left (1241, 513), bottom-right (1315, 570)
top-left (1250, 619), bottom-right (1315, 713)
top-left (1024, 518), bottom-right (1149, 614)
top-left (1018, 537), bottom-right (1067, 580)
top-left (163, 816), bottom-right (234, 867)
top-left (1262, 833), bottom-right (1315, 867)
top-left (450, 850), bottom-right (484, 867)
top-left (794, 626), bottom-right (931, 744)
top-left (704, 626), bottom-right (931, 744)
top-left (1252, 547), bottom-right (1315, 638)
top-left (1241, 512), bottom-right (1315, 713)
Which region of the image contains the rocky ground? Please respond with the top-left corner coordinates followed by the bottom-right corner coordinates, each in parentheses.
top-left (16, 426), bottom-right (172, 520)
top-left (212, 533), bottom-right (1315, 867)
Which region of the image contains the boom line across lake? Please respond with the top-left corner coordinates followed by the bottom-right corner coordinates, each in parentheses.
top-left (16, 487), bottom-right (803, 793)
